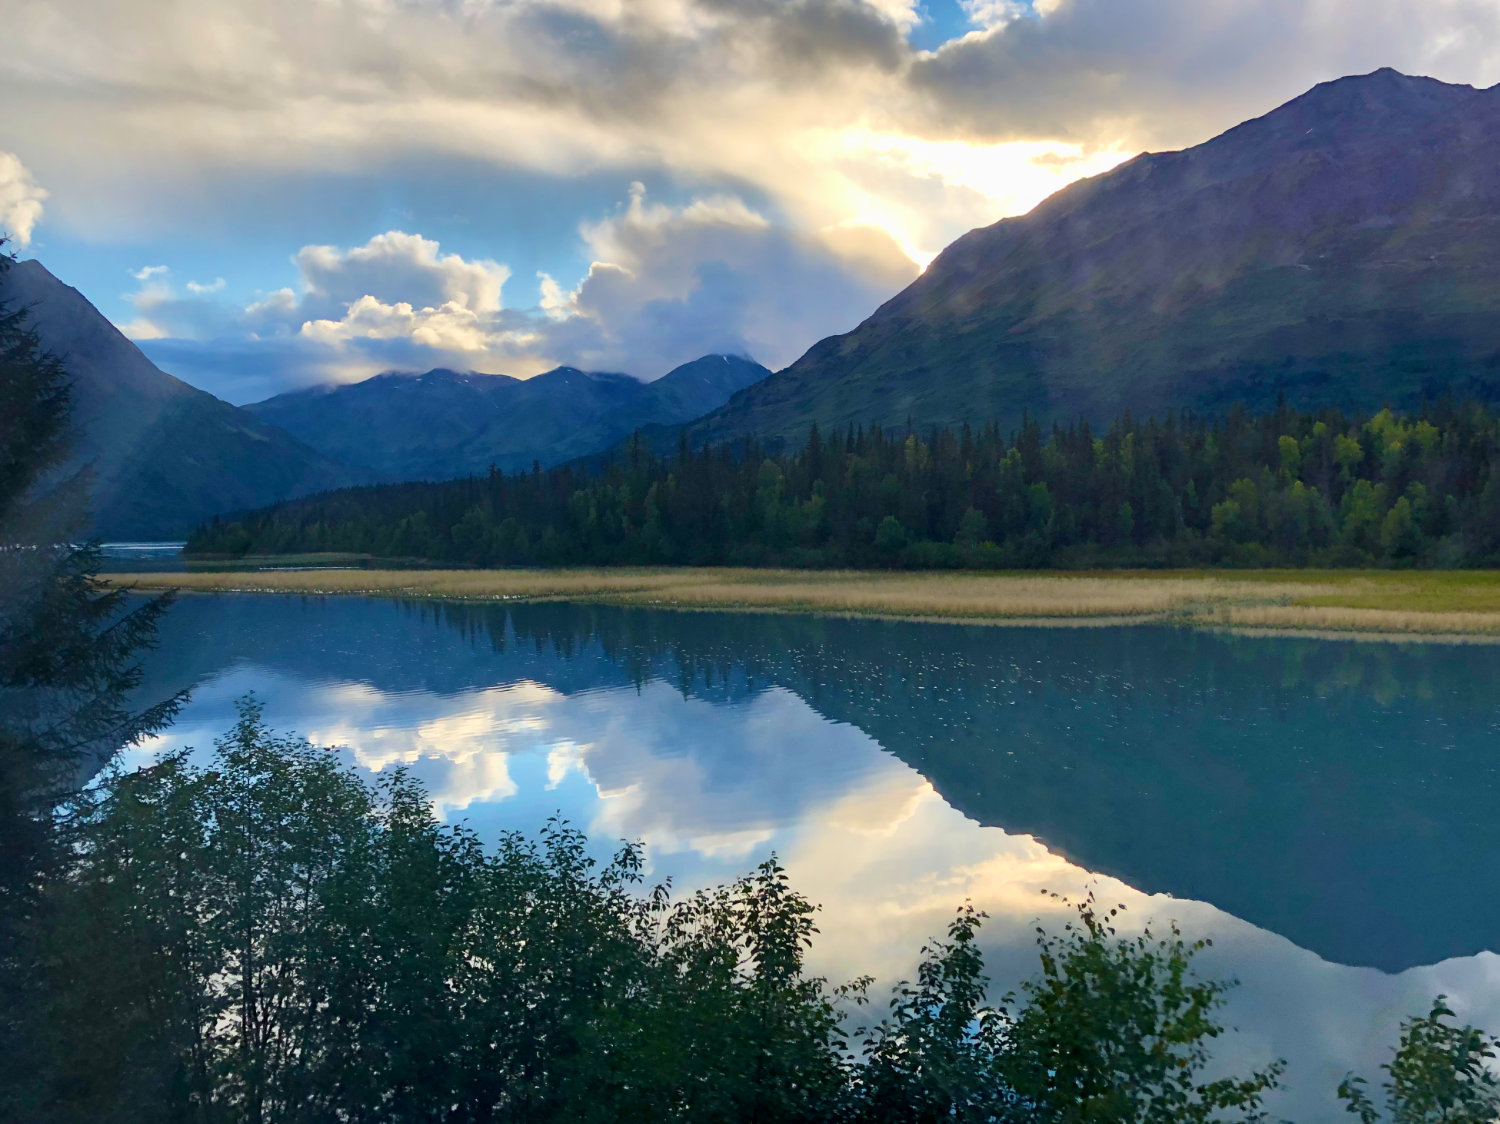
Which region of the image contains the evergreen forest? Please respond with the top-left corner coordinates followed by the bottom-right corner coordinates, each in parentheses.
top-left (190, 404), bottom-right (1500, 569)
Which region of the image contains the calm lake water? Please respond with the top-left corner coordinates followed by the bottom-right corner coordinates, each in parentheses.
top-left (128, 593), bottom-right (1500, 1122)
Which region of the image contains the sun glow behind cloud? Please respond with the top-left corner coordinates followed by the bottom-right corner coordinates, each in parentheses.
top-left (5, 0), bottom-right (1500, 397)
top-left (813, 127), bottom-right (1132, 263)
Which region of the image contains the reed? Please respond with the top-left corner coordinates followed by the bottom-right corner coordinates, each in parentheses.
top-left (102, 567), bottom-right (1313, 618)
top-left (1208, 604), bottom-right (1500, 635)
top-left (106, 566), bottom-right (1500, 634)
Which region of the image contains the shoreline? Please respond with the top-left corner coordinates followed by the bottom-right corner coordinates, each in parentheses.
top-left (102, 566), bottom-right (1500, 641)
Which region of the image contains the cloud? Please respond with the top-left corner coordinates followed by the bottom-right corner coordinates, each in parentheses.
top-left (5, 0), bottom-right (1497, 256)
top-left (297, 294), bottom-right (517, 358)
top-left (287, 231), bottom-right (509, 322)
top-left (31, 0), bottom-right (1500, 402)
top-left (957, 0), bottom-right (1030, 32)
top-left (0, 152), bottom-right (47, 247)
top-left (131, 187), bottom-right (920, 399)
top-left (229, 230), bottom-right (520, 379)
top-left (122, 271), bottom-right (246, 343)
top-left (0, 0), bottom-right (1147, 266)
top-left (911, 0), bottom-right (1500, 150)
top-left (543, 183), bottom-right (920, 373)
top-left (127, 231), bottom-right (526, 392)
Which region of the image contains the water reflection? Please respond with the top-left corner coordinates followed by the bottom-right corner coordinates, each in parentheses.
top-left (130, 594), bottom-right (1500, 1122)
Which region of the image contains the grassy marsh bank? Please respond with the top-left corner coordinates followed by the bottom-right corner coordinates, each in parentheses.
top-left (102, 566), bottom-right (1500, 637)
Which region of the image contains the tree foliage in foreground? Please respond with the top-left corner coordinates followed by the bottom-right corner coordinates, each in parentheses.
top-left (26, 702), bottom-right (1500, 1123)
top-left (1339, 997), bottom-right (1500, 1123)
top-left (41, 700), bottom-right (1284, 1124)
top-left (194, 402), bottom-right (1500, 568)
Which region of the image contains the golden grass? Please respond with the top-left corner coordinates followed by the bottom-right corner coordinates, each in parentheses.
top-left (101, 566), bottom-right (1500, 637)
top-left (95, 567), bottom-right (1311, 621)
top-left (1208, 605), bottom-right (1500, 635)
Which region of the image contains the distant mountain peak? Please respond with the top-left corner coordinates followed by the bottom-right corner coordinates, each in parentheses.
top-left (1214, 67), bottom-right (1482, 155)
top-left (246, 352), bottom-right (771, 482)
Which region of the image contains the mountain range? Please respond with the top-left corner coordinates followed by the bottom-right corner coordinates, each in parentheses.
top-left (246, 355), bottom-right (769, 481)
top-left (689, 68), bottom-right (1500, 445)
top-left (1, 256), bottom-right (768, 536)
top-left (0, 259), bottom-right (361, 540)
top-left (18, 68), bottom-right (1500, 536)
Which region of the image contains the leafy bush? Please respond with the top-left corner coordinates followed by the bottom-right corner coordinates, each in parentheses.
top-left (1339, 997), bottom-right (1500, 1123)
top-left (33, 702), bottom-right (1496, 1123)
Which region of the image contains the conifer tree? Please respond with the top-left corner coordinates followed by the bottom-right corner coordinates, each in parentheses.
top-left (0, 244), bottom-right (184, 1117)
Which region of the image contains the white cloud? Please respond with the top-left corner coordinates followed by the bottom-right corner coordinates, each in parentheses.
top-left (290, 231), bottom-right (509, 321)
top-left (958, 0), bottom-right (1029, 31)
top-left (129, 231), bottom-right (530, 386)
top-left (0, 152), bottom-right (47, 247)
top-left (537, 271), bottom-right (572, 320)
top-left (122, 270), bottom-right (242, 343)
top-left (244, 287), bottom-right (297, 321)
top-left (298, 294), bottom-right (514, 357)
top-left (911, 0), bottom-right (1500, 149)
top-left (131, 189), bottom-right (920, 394)
top-left (130, 229), bottom-right (516, 350)
top-left (0, 0), bottom-right (1129, 270)
top-left (542, 183), bottom-right (919, 373)
top-left (861, 0), bottom-right (922, 32)
top-left (281, 190), bottom-right (917, 378)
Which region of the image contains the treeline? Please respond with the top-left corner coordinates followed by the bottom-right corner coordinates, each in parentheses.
top-left (191, 403), bottom-right (1500, 568)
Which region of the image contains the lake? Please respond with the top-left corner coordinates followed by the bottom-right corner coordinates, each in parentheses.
top-left (128, 592), bottom-right (1500, 1121)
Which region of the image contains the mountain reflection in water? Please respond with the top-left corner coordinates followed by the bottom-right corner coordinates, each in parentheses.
top-left (128, 593), bottom-right (1500, 1122)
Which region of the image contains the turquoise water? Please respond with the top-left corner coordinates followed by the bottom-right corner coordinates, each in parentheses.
top-left (98, 542), bottom-right (188, 571)
top-left (129, 594), bottom-right (1500, 1121)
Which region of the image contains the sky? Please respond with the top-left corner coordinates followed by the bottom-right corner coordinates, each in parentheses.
top-left (3, 0), bottom-right (1500, 404)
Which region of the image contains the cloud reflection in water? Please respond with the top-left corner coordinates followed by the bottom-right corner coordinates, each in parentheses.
top-left (130, 595), bottom-right (1500, 1122)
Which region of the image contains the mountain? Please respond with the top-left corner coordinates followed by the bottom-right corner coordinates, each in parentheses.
top-left (246, 367), bottom-right (522, 483)
top-left (0, 259), bottom-right (362, 539)
top-left (691, 68), bottom-right (1500, 445)
top-left (247, 353), bottom-right (770, 480)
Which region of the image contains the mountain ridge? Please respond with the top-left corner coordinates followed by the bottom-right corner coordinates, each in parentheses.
top-left (687, 68), bottom-right (1500, 445)
top-left (248, 353), bottom-right (771, 481)
top-left (0, 259), bottom-right (364, 539)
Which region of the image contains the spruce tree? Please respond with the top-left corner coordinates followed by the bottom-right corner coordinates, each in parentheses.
top-left (0, 244), bottom-right (184, 1118)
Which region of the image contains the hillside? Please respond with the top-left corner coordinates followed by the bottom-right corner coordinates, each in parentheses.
top-left (691, 68), bottom-right (1500, 444)
top-left (248, 354), bottom-right (770, 481)
top-left (0, 259), bottom-right (362, 538)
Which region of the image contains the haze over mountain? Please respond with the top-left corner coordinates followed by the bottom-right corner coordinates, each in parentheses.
top-left (247, 354), bottom-right (770, 481)
top-left (0, 259), bottom-right (362, 539)
top-left (691, 69), bottom-right (1500, 445)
